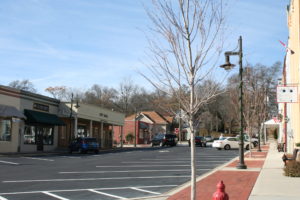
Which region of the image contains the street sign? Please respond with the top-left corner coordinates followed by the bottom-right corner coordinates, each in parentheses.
top-left (276, 85), bottom-right (298, 103)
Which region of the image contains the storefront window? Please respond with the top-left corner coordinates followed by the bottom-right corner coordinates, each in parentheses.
top-left (24, 125), bottom-right (36, 144)
top-left (24, 125), bottom-right (54, 145)
top-left (43, 127), bottom-right (53, 145)
top-left (78, 126), bottom-right (88, 137)
top-left (0, 118), bottom-right (11, 141)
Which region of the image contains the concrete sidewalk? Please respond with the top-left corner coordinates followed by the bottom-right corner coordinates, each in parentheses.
top-left (156, 140), bottom-right (300, 200)
top-left (249, 141), bottom-right (300, 200)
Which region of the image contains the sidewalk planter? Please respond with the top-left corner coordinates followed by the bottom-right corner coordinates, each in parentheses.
top-left (284, 160), bottom-right (300, 177)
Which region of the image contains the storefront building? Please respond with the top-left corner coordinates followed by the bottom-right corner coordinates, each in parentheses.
top-left (0, 85), bottom-right (125, 153)
top-left (58, 103), bottom-right (125, 149)
top-left (0, 85), bottom-right (64, 153)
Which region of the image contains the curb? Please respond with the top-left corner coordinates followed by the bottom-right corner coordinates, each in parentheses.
top-left (161, 148), bottom-right (267, 199)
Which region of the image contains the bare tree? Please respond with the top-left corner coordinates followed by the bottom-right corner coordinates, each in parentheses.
top-left (8, 79), bottom-right (37, 93)
top-left (45, 86), bottom-right (68, 100)
top-left (83, 84), bottom-right (118, 109)
top-left (117, 78), bottom-right (139, 115)
top-left (143, 0), bottom-right (227, 198)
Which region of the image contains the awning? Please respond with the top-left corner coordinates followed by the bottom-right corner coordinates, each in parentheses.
top-left (24, 109), bottom-right (65, 126)
top-left (139, 122), bottom-right (149, 129)
top-left (0, 104), bottom-right (26, 119)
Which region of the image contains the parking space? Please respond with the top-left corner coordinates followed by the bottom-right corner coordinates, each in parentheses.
top-left (0, 146), bottom-right (238, 199)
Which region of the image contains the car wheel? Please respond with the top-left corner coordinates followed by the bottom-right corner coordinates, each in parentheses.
top-left (224, 144), bottom-right (231, 150)
top-left (69, 149), bottom-right (72, 154)
top-left (246, 144), bottom-right (250, 150)
top-left (78, 148), bottom-right (84, 154)
top-left (94, 149), bottom-right (99, 154)
top-left (151, 142), bottom-right (155, 147)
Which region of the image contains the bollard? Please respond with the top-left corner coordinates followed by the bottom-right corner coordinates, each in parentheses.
top-left (212, 180), bottom-right (229, 200)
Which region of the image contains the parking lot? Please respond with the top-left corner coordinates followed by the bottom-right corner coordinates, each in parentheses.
top-left (0, 146), bottom-right (239, 200)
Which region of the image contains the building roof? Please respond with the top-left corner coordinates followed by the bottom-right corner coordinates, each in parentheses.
top-left (125, 111), bottom-right (172, 124)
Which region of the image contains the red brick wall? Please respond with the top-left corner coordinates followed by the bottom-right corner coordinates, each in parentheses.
top-left (113, 120), bottom-right (140, 144)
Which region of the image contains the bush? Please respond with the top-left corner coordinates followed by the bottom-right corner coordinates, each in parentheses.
top-left (126, 133), bottom-right (135, 143)
top-left (273, 131), bottom-right (278, 139)
top-left (284, 161), bottom-right (300, 177)
top-left (296, 143), bottom-right (300, 147)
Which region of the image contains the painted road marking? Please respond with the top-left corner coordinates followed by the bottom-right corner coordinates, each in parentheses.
top-left (0, 185), bottom-right (177, 195)
top-left (23, 157), bottom-right (54, 161)
top-left (130, 187), bottom-right (160, 195)
top-left (88, 189), bottom-right (126, 199)
top-left (122, 161), bottom-right (224, 164)
top-left (0, 160), bottom-right (19, 165)
top-left (42, 192), bottom-right (69, 200)
top-left (0, 196), bottom-right (8, 200)
top-left (59, 169), bottom-right (210, 174)
top-left (3, 176), bottom-right (190, 183)
top-left (96, 165), bottom-right (191, 168)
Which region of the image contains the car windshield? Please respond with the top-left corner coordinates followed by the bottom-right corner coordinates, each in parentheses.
top-left (154, 134), bottom-right (164, 139)
top-left (83, 138), bottom-right (97, 143)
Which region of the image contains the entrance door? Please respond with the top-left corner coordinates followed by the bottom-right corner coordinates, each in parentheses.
top-left (36, 127), bottom-right (44, 151)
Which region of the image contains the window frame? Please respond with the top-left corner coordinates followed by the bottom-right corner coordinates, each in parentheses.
top-left (0, 118), bottom-right (12, 142)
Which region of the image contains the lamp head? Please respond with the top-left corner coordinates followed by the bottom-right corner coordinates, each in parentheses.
top-left (220, 63), bottom-right (235, 70)
top-left (219, 54), bottom-right (235, 70)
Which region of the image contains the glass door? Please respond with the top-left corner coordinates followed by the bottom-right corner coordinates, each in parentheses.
top-left (36, 127), bottom-right (44, 151)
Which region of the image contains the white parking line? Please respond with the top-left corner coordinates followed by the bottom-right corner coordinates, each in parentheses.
top-left (88, 189), bottom-right (126, 199)
top-left (0, 185), bottom-right (177, 195)
top-left (0, 160), bottom-right (19, 165)
top-left (59, 169), bottom-right (210, 174)
top-left (0, 196), bottom-right (8, 200)
top-left (131, 187), bottom-right (161, 195)
top-left (122, 161), bottom-right (224, 164)
top-left (59, 156), bottom-right (81, 159)
top-left (96, 165), bottom-right (190, 168)
top-left (23, 157), bottom-right (54, 161)
top-left (42, 192), bottom-right (69, 200)
top-left (3, 176), bottom-right (190, 183)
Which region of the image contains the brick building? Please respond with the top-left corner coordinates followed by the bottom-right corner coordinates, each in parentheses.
top-left (113, 111), bottom-right (174, 145)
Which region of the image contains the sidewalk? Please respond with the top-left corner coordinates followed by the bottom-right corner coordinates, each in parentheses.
top-left (160, 140), bottom-right (300, 200)
top-left (249, 141), bottom-right (300, 200)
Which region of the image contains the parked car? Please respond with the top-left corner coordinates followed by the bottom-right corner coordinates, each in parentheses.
top-left (188, 136), bottom-right (207, 147)
top-left (236, 134), bottom-right (259, 147)
top-left (204, 136), bottom-right (214, 142)
top-left (151, 134), bottom-right (177, 147)
top-left (212, 137), bottom-right (252, 150)
top-left (69, 137), bottom-right (100, 154)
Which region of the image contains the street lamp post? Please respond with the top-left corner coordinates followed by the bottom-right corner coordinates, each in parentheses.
top-left (69, 93), bottom-right (80, 140)
top-left (220, 36), bottom-right (247, 169)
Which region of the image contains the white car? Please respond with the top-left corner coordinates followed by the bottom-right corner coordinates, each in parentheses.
top-left (212, 137), bottom-right (252, 150)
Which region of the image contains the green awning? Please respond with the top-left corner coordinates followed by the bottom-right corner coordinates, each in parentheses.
top-left (24, 109), bottom-right (65, 126)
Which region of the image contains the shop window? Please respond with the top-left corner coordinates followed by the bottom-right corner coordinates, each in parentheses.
top-left (24, 125), bottom-right (36, 144)
top-left (0, 118), bottom-right (11, 141)
top-left (43, 127), bottom-right (53, 145)
top-left (78, 126), bottom-right (88, 137)
top-left (24, 125), bottom-right (54, 145)
top-left (139, 129), bottom-right (144, 139)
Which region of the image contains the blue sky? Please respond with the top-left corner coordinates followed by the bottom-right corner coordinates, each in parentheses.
top-left (0, 0), bottom-right (289, 95)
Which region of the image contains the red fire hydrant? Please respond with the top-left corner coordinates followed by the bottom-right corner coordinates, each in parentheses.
top-left (212, 180), bottom-right (229, 200)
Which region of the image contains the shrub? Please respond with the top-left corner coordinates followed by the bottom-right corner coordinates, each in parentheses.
top-left (273, 131), bottom-right (278, 139)
top-left (296, 143), bottom-right (300, 147)
top-left (126, 133), bottom-right (135, 143)
top-left (284, 161), bottom-right (300, 177)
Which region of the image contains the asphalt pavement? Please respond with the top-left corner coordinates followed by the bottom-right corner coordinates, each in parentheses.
top-left (0, 145), bottom-right (238, 200)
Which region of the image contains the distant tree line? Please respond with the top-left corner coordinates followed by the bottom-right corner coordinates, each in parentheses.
top-left (7, 62), bottom-right (280, 136)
